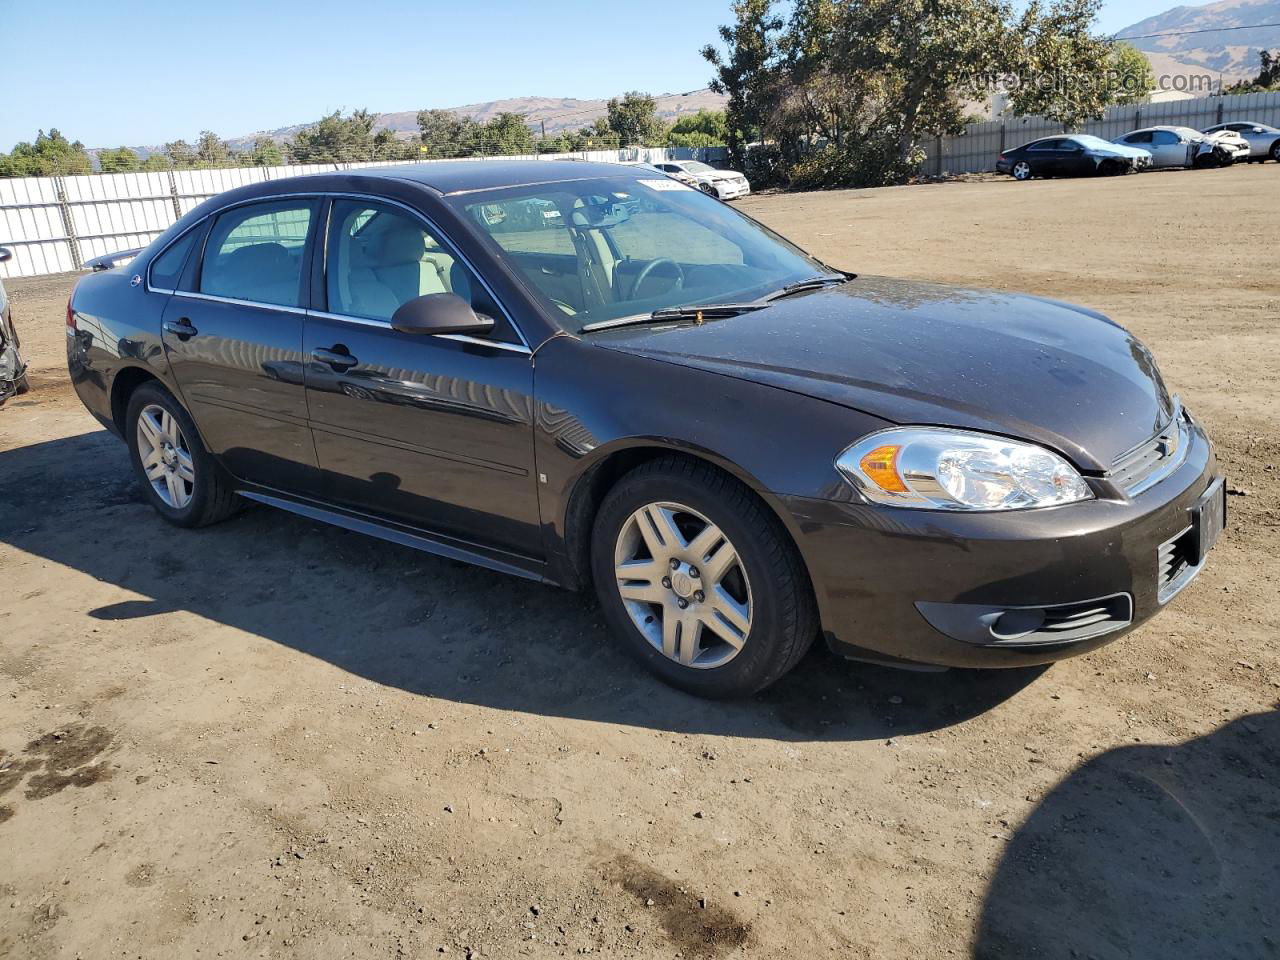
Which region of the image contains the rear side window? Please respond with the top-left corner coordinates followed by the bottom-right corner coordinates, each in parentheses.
top-left (149, 228), bottom-right (199, 290)
top-left (200, 200), bottom-right (315, 307)
top-left (1125, 131), bottom-right (1153, 144)
top-left (1152, 131), bottom-right (1180, 145)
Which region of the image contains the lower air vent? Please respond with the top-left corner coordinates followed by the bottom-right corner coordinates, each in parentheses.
top-left (1157, 525), bottom-right (1200, 604)
top-left (916, 594), bottom-right (1134, 648)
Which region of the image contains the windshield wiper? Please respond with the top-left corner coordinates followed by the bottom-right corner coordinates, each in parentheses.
top-left (580, 302), bottom-right (768, 333)
top-left (765, 272), bottom-right (855, 301)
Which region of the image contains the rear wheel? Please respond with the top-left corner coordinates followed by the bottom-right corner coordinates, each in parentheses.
top-left (126, 381), bottom-right (240, 528)
top-left (1270, 141), bottom-right (1280, 163)
top-left (590, 457), bottom-right (817, 698)
top-left (1012, 161), bottom-right (1033, 181)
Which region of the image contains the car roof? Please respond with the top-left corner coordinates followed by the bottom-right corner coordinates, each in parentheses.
top-left (322, 159), bottom-right (642, 195)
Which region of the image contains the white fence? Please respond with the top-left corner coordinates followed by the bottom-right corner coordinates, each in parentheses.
top-left (923, 90), bottom-right (1280, 176)
top-left (0, 146), bottom-right (726, 279)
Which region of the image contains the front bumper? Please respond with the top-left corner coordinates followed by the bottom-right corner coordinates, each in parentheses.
top-left (782, 420), bottom-right (1221, 669)
top-left (713, 180), bottom-right (751, 200)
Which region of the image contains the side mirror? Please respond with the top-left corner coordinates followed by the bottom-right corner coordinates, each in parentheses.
top-left (1253, 127), bottom-right (1264, 134)
top-left (390, 292), bottom-right (495, 337)
top-left (0, 247), bottom-right (11, 264)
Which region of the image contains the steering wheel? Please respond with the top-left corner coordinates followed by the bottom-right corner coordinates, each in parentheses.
top-left (632, 258), bottom-right (685, 298)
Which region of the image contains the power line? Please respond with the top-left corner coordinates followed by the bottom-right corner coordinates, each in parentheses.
top-left (1113, 21), bottom-right (1280, 42)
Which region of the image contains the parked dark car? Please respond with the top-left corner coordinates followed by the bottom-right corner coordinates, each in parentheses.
top-left (997, 135), bottom-right (1152, 180)
top-left (66, 161), bottom-right (1224, 697)
top-left (0, 247), bottom-right (31, 405)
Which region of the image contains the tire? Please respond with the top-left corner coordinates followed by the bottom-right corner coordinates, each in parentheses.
top-left (698, 182), bottom-right (717, 196)
top-left (1270, 141), bottom-right (1280, 163)
top-left (126, 381), bottom-right (240, 528)
top-left (14, 373), bottom-right (30, 395)
top-left (589, 456), bottom-right (817, 698)
top-left (1011, 161), bottom-right (1033, 181)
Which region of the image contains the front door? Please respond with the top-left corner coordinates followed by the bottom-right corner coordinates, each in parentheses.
top-left (161, 197), bottom-right (321, 492)
top-left (303, 197), bottom-right (541, 560)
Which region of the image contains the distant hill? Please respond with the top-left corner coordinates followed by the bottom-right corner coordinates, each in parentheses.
top-left (1115, 0), bottom-right (1280, 82)
top-left (219, 90), bottom-right (728, 150)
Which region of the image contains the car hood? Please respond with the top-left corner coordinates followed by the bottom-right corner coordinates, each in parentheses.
top-left (1093, 143), bottom-right (1150, 160)
top-left (591, 277), bottom-right (1174, 472)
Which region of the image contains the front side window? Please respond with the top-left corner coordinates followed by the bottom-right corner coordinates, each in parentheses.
top-left (454, 176), bottom-right (831, 332)
top-left (1125, 131), bottom-right (1153, 144)
top-left (1152, 131), bottom-right (1180, 146)
top-left (200, 200), bottom-right (315, 307)
top-left (325, 199), bottom-right (491, 323)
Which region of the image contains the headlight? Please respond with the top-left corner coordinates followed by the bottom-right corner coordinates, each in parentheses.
top-left (836, 428), bottom-right (1093, 511)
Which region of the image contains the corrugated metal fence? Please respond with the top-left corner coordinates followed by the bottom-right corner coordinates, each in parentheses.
top-left (924, 90), bottom-right (1280, 176)
top-left (0, 146), bottom-right (725, 279)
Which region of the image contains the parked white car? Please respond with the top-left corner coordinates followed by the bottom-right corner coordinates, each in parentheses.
top-left (1113, 126), bottom-right (1247, 168)
top-left (1201, 121), bottom-right (1280, 162)
top-left (652, 161), bottom-right (751, 200)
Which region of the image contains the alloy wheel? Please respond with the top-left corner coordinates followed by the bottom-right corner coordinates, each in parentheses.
top-left (1013, 161), bottom-right (1032, 180)
top-left (613, 501), bottom-right (753, 669)
top-left (136, 403), bottom-right (195, 509)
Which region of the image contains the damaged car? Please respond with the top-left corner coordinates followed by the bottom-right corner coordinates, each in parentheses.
top-left (997, 135), bottom-right (1152, 180)
top-left (1113, 126), bottom-right (1247, 169)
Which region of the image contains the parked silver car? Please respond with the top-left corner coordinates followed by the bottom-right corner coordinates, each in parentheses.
top-left (1201, 121), bottom-right (1280, 162)
top-left (653, 161), bottom-right (751, 200)
top-left (1113, 126), bottom-right (1247, 168)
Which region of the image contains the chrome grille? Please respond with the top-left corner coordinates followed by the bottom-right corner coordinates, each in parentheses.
top-left (1109, 404), bottom-right (1190, 496)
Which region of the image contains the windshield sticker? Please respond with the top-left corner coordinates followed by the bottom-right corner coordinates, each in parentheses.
top-left (638, 178), bottom-right (694, 192)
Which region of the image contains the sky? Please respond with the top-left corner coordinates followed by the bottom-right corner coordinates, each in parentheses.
top-left (3, 0), bottom-right (1221, 151)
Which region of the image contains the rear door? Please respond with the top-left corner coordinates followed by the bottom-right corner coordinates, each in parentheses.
top-left (303, 197), bottom-right (541, 559)
top-left (160, 197), bottom-right (321, 492)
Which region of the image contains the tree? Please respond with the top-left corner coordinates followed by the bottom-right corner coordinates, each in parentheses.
top-left (603, 91), bottom-right (665, 146)
top-left (701, 0), bottom-right (784, 166)
top-left (164, 139), bottom-right (197, 168)
top-left (245, 135), bottom-right (283, 167)
top-left (1107, 41), bottom-right (1155, 105)
top-left (474, 112), bottom-right (535, 155)
top-left (98, 147), bottom-right (140, 173)
top-left (417, 109), bottom-right (481, 157)
top-left (287, 109), bottom-right (383, 163)
top-left (1222, 49), bottom-right (1280, 93)
top-left (1005, 0), bottom-right (1120, 125)
top-left (195, 130), bottom-right (231, 167)
top-left (0, 129), bottom-right (93, 176)
top-left (140, 152), bottom-right (171, 172)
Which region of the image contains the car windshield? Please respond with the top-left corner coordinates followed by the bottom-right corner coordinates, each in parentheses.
top-left (452, 176), bottom-right (835, 334)
top-left (681, 161), bottom-right (716, 173)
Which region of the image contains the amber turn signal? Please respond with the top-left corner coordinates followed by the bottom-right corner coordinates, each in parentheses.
top-left (859, 444), bottom-right (908, 493)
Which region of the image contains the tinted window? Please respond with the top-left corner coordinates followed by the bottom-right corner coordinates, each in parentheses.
top-left (326, 199), bottom-right (491, 323)
top-left (1152, 130), bottom-right (1180, 145)
top-left (200, 200), bottom-right (314, 307)
top-left (149, 228), bottom-right (199, 290)
top-left (1125, 131), bottom-right (1152, 143)
top-left (1028, 140), bottom-right (1062, 151)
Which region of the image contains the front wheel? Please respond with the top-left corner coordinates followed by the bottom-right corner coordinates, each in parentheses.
top-left (1011, 161), bottom-right (1033, 181)
top-left (698, 182), bottom-right (718, 197)
top-left (1270, 141), bottom-right (1280, 163)
top-left (126, 381), bottom-right (241, 528)
top-left (590, 457), bottom-right (817, 698)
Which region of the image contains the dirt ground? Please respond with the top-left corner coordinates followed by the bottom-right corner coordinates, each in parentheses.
top-left (1, 165), bottom-right (1278, 960)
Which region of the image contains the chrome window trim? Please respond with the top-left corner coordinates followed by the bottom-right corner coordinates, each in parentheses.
top-left (306, 309), bottom-right (532, 354)
top-left (171, 289), bottom-right (308, 316)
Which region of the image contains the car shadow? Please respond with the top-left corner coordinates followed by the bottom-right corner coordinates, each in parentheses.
top-left (973, 709), bottom-right (1280, 959)
top-left (2, 429), bottom-right (1047, 742)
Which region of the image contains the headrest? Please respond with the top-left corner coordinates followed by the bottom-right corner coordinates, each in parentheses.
top-left (374, 222), bottom-right (426, 265)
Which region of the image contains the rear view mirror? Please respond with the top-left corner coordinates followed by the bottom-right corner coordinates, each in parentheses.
top-left (0, 247), bottom-right (11, 263)
top-left (390, 293), bottom-right (495, 337)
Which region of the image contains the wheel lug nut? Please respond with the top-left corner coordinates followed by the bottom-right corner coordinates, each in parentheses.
top-left (661, 577), bottom-right (672, 589)
top-left (694, 590), bottom-right (704, 603)
top-left (676, 598), bottom-right (688, 609)
top-left (669, 558), bottom-right (680, 570)
top-left (688, 567), bottom-right (699, 579)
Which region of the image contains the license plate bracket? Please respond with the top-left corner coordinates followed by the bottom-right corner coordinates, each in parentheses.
top-left (1192, 476), bottom-right (1226, 565)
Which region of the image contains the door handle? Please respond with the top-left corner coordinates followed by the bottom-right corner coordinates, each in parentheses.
top-left (312, 346), bottom-right (358, 370)
top-left (163, 317), bottom-right (198, 339)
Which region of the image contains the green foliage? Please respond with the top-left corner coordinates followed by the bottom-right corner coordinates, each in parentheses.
top-left (667, 110), bottom-right (728, 147)
top-left (476, 112), bottom-right (535, 155)
top-left (97, 147), bottom-right (140, 173)
top-left (244, 136), bottom-right (284, 167)
top-left (0, 129), bottom-right (93, 176)
top-left (703, 0), bottom-right (1137, 189)
top-left (1222, 49), bottom-right (1280, 93)
top-left (140, 153), bottom-right (171, 172)
top-left (1108, 41), bottom-right (1155, 105)
top-left (287, 109), bottom-right (397, 163)
top-left (701, 0), bottom-right (784, 166)
top-left (164, 139), bottom-right (197, 168)
top-left (603, 92), bottom-right (666, 146)
top-left (195, 131), bottom-right (231, 167)
top-left (417, 108), bottom-right (482, 157)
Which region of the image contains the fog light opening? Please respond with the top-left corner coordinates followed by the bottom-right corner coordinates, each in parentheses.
top-left (988, 607), bottom-right (1047, 641)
